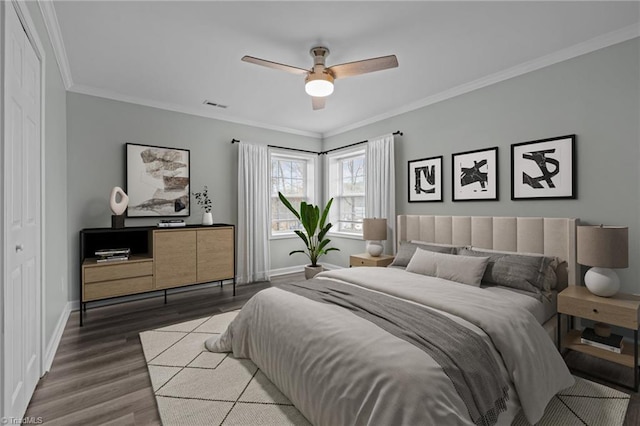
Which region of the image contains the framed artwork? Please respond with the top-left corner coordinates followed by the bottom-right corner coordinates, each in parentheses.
top-left (511, 135), bottom-right (576, 200)
top-left (408, 156), bottom-right (443, 202)
top-left (452, 147), bottom-right (498, 201)
top-left (126, 143), bottom-right (190, 217)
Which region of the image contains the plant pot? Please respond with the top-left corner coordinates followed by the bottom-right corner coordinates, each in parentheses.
top-left (202, 212), bottom-right (213, 226)
top-left (304, 265), bottom-right (324, 280)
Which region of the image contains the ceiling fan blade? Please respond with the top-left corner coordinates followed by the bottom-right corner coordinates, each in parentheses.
top-left (312, 97), bottom-right (325, 110)
top-left (241, 56), bottom-right (308, 75)
top-left (328, 55), bottom-right (398, 79)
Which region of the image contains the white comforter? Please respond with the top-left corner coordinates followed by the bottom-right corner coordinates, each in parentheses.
top-left (206, 267), bottom-right (574, 425)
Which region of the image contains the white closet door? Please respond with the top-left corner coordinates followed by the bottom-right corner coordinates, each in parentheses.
top-left (3, 2), bottom-right (42, 419)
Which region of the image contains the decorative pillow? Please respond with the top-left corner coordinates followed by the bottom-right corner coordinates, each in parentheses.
top-left (458, 248), bottom-right (557, 293)
top-left (406, 248), bottom-right (490, 287)
top-left (390, 241), bottom-right (457, 268)
top-left (466, 246), bottom-right (561, 290)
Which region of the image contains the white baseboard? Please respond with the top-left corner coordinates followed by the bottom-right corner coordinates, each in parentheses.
top-left (44, 301), bottom-right (72, 372)
top-left (269, 265), bottom-right (305, 276)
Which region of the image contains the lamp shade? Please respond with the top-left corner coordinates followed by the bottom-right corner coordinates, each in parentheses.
top-left (577, 225), bottom-right (628, 268)
top-left (363, 218), bottom-right (387, 241)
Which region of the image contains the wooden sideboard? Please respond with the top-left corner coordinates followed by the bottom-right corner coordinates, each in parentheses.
top-left (79, 224), bottom-right (235, 325)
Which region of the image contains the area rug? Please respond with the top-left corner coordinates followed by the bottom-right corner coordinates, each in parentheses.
top-left (140, 311), bottom-right (630, 426)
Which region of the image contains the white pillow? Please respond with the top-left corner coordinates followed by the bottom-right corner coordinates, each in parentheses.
top-left (406, 248), bottom-right (490, 287)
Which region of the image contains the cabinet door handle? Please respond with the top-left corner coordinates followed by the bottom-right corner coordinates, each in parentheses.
top-left (593, 308), bottom-right (599, 313)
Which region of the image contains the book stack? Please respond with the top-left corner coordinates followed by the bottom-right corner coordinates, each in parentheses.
top-left (95, 248), bottom-right (130, 263)
top-left (580, 327), bottom-right (624, 353)
top-left (158, 219), bottom-right (186, 228)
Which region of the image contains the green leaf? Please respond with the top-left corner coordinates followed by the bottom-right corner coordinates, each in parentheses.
top-left (319, 198), bottom-right (334, 229)
top-left (278, 192), bottom-right (300, 220)
top-left (324, 247), bottom-right (340, 253)
top-left (289, 249), bottom-right (306, 256)
top-left (317, 238), bottom-right (330, 252)
top-left (309, 204), bottom-right (320, 238)
top-left (293, 230), bottom-right (309, 248)
top-left (318, 222), bottom-right (333, 242)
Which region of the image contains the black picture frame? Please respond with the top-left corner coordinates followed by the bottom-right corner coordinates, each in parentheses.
top-left (511, 135), bottom-right (576, 200)
top-left (408, 156), bottom-right (443, 202)
top-left (451, 147), bottom-right (499, 201)
top-left (126, 143), bottom-right (190, 217)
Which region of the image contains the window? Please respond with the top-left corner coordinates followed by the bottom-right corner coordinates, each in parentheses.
top-left (327, 148), bottom-right (366, 235)
top-left (270, 150), bottom-right (316, 236)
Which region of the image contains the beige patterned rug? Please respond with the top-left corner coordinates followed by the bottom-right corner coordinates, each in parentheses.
top-left (140, 311), bottom-right (630, 426)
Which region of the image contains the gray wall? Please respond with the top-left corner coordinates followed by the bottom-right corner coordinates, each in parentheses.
top-left (66, 38), bottom-right (640, 298)
top-left (66, 93), bottom-right (321, 300)
top-left (24, 2), bottom-right (69, 351)
top-left (322, 38), bottom-right (640, 296)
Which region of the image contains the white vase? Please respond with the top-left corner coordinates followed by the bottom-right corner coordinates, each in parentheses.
top-left (304, 265), bottom-right (324, 280)
top-left (202, 212), bottom-right (213, 226)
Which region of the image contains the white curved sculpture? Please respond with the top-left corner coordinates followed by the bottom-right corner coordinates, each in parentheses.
top-left (110, 186), bottom-right (129, 216)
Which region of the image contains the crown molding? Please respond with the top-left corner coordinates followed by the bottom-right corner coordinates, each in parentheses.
top-left (68, 84), bottom-right (323, 139)
top-left (323, 25), bottom-right (640, 138)
top-left (38, 0), bottom-right (73, 89)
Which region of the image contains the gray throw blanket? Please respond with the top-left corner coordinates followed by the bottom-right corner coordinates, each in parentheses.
top-left (279, 279), bottom-right (509, 426)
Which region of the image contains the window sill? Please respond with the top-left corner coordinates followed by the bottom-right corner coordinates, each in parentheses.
top-left (270, 233), bottom-right (300, 241)
top-left (327, 232), bottom-right (364, 241)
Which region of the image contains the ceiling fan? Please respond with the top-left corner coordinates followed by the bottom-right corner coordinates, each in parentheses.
top-left (242, 47), bottom-right (398, 110)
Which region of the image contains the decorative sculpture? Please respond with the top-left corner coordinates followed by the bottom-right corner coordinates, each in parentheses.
top-left (110, 186), bottom-right (129, 228)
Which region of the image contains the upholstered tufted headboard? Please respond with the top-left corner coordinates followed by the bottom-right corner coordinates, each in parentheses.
top-left (396, 215), bottom-right (579, 289)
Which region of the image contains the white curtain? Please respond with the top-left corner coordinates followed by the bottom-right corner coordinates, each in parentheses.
top-left (366, 134), bottom-right (396, 254)
top-left (237, 142), bottom-right (270, 283)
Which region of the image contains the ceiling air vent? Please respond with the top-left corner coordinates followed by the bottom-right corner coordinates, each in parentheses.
top-left (203, 100), bottom-right (228, 109)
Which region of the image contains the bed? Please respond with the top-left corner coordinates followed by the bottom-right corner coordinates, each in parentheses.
top-left (206, 215), bottom-right (578, 426)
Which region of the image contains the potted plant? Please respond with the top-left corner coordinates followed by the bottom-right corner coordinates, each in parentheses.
top-left (278, 192), bottom-right (340, 279)
top-left (193, 186), bottom-right (213, 225)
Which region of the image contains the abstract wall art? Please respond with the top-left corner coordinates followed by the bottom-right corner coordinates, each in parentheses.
top-left (408, 156), bottom-right (443, 202)
top-left (511, 135), bottom-right (576, 200)
top-left (452, 147), bottom-right (498, 201)
top-left (126, 143), bottom-right (190, 217)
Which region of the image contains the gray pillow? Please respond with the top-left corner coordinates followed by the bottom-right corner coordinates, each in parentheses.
top-left (390, 241), bottom-right (457, 267)
top-left (458, 248), bottom-right (557, 293)
top-left (406, 248), bottom-right (489, 287)
top-left (466, 246), bottom-right (561, 290)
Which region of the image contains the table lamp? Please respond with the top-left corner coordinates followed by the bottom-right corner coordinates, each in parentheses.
top-left (577, 225), bottom-right (628, 297)
top-left (363, 218), bottom-right (387, 257)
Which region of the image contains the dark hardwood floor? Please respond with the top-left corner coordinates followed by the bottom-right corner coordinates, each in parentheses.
top-left (25, 278), bottom-right (272, 425)
top-left (25, 274), bottom-right (639, 425)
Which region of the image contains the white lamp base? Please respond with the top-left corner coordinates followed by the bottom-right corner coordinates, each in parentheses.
top-left (584, 267), bottom-right (620, 297)
top-left (366, 241), bottom-right (383, 257)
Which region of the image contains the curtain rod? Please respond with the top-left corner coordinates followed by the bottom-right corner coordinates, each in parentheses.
top-left (320, 131), bottom-right (403, 155)
top-left (230, 131), bottom-right (403, 156)
top-left (230, 139), bottom-right (320, 155)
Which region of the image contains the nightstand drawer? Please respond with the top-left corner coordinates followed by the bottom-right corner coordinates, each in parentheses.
top-left (558, 287), bottom-right (640, 329)
top-left (558, 298), bottom-right (638, 329)
top-left (349, 254), bottom-right (394, 268)
top-left (352, 257), bottom-right (377, 267)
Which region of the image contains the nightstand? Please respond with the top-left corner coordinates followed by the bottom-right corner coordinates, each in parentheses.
top-left (349, 253), bottom-right (394, 268)
top-left (557, 285), bottom-right (640, 391)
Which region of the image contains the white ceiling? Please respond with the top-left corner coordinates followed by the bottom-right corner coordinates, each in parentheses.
top-left (52, 1), bottom-right (639, 137)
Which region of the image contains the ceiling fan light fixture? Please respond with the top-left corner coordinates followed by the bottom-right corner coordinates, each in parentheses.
top-left (305, 72), bottom-right (334, 97)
